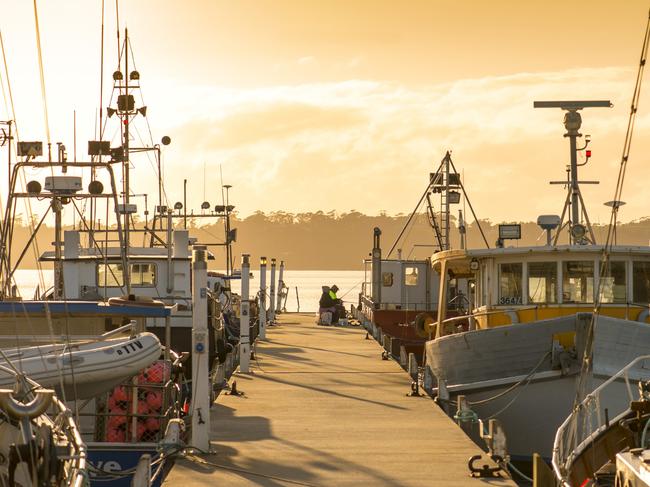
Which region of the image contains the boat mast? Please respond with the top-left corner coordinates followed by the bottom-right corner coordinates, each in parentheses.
top-left (122, 29), bottom-right (131, 279)
top-left (534, 100), bottom-right (612, 245)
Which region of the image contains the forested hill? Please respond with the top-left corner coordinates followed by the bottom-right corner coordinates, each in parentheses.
top-left (11, 211), bottom-right (650, 270)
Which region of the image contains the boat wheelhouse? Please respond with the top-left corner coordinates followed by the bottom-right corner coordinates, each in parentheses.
top-left (430, 244), bottom-right (650, 335)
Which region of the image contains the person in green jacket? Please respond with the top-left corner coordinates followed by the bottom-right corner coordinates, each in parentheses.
top-left (329, 285), bottom-right (339, 302)
top-left (329, 285), bottom-right (347, 323)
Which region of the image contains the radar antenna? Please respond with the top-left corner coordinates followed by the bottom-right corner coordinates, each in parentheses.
top-left (534, 100), bottom-right (612, 245)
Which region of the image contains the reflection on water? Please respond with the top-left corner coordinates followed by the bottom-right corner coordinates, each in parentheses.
top-left (15, 269), bottom-right (364, 312)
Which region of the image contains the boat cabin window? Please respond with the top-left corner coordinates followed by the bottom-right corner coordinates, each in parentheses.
top-left (499, 263), bottom-right (522, 305)
top-left (600, 261), bottom-right (626, 304)
top-left (633, 261), bottom-right (650, 303)
top-left (97, 263), bottom-right (124, 287)
top-left (562, 261), bottom-right (594, 303)
top-left (404, 267), bottom-right (418, 286)
top-left (382, 272), bottom-right (393, 287)
top-left (97, 263), bottom-right (157, 288)
top-left (528, 262), bottom-right (557, 303)
top-left (131, 263), bottom-right (157, 286)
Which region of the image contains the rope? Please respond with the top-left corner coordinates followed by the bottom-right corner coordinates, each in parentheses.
top-left (468, 351), bottom-right (550, 406)
top-left (506, 461), bottom-right (533, 483)
top-left (575, 8), bottom-right (650, 408)
top-left (32, 0), bottom-right (51, 146)
top-left (0, 30), bottom-right (46, 293)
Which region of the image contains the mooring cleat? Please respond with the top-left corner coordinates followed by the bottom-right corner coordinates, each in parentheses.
top-left (406, 381), bottom-right (423, 397)
top-left (227, 380), bottom-right (244, 397)
top-left (467, 454), bottom-right (505, 478)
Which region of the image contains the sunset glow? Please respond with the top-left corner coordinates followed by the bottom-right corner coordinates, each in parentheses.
top-left (1, 0), bottom-right (649, 223)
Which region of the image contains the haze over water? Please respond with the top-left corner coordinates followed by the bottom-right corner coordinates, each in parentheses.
top-left (15, 269), bottom-right (364, 313)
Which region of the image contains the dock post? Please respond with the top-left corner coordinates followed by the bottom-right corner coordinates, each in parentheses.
top-left (269, 258), bottom-right (276, 322)
top-left (259, 257), bottom-right (267, 340)
top-left (240, 254), bottom-right (251, 373)
top-left (371, 228), bottom-right (382, 307)
top-left (276, 260), bottom-right (285, 313)
top-left (191, 245), bottom-right (210, 452)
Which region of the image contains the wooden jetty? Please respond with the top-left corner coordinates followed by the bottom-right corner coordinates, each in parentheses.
top-left (165, 313), bottom-right (515, 486)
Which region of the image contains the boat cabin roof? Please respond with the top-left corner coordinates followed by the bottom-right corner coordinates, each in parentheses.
top-left (39, 247), bottom-right (215, 262)
top-left (0, 300), bottom-right (175, 317)
top-left (431, 245), bottom-right (650, 277)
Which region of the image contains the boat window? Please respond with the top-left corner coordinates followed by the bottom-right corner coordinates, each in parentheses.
top-left (528, 262), bottom-right (557, 303)
top-left (499, 263), bottom-right (522, 305)
top-left (633, 261), bottom-right (650, 303)
top-left (600, 261), bottom-right (626, 304)
top-left (562, 261), bottom-right (594, 303)
top-left (382, 272), bottom-right (393, 287)
top-left (131, 263), bottom-right (157, 286)
top-left (405, 267), bottom-right (418, 286)
top-left (97, 263), bottom-right (124, 287)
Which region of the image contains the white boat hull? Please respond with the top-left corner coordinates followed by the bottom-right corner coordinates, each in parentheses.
top-left (426, 314), bottom-right (650, 459)
top-left (0, 332), bottom-right (162, 399)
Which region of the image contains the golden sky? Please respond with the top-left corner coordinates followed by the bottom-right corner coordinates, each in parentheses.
top-left (1, 0), bottom-right (650, 224)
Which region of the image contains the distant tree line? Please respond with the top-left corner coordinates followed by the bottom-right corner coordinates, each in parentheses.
top-left (10, 211), bottom-right (650, 271)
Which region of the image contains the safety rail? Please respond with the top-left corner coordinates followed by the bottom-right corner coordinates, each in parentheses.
top-left (359, 294), bottom-right (432, 311)
top-left (552, 354), bottom-right (650, 486)
top-left (0, 365), bottom-right (87, 487)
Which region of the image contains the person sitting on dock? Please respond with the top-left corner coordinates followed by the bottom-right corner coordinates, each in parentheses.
top-left (329, 285), bottom-right (347, 323)
top-left (319, 286), bottom-right (339, 325)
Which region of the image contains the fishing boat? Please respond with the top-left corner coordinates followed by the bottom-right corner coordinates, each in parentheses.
top-left (0, 26), bottom-right (245, 368)
top-left (357, 151), bottom-right (484, 361)
top-left (420, 99), bottom-right (650, 461)
top-left (0, 22), bottom-right (219, 485)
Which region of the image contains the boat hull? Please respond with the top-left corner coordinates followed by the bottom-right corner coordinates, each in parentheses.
top-left (87, 442), bottom-right (174, 487)
top-left (426, 314), bottom-right (650, 459)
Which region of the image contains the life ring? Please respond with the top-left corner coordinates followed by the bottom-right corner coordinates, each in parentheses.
top-left (414, 313), bottom-right (435, 338)
top-left (108, 295), bottom-right (165, 308)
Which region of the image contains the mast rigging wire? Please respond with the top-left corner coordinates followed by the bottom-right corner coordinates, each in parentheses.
top-left (32, 0), bottom-right (51, 147)
top-left (0, 30), bottom-right (46, 294)
top-left (574, 9), bottom-right (650, 408)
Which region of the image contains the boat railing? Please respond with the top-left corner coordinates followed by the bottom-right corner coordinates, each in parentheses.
top-left (0, 366), bottom-right (87, 486)
top-left (51, 392), bottom-right (89, 487)
top-left (552, 354), bottom-right (650, 486)
top-left (359, 294), bottom-right (433, 312)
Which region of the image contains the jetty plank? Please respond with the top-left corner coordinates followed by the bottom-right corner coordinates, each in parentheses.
top-left (165, 313), bottom-right (514, 486)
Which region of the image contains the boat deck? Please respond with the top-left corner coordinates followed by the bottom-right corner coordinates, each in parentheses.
top-left (165, 313), bottom-right (514, 486)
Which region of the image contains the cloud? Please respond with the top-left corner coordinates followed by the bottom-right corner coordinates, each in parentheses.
top-left (147, 66), bottom-right (650, 222)
top-left (297, 56), bottom-right (317, 66)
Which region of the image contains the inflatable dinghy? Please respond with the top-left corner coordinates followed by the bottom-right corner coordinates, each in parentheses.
top-left (0, 332), bottom-right (162, 399)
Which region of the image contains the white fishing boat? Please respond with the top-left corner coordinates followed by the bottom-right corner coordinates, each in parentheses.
top-left (421, 96), bottom-right (650, 462)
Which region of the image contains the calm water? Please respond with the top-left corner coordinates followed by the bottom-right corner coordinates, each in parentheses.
top-left (15, 269), bottom-right (365, 312)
